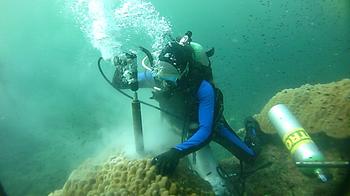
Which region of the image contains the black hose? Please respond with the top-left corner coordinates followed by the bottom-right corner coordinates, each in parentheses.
top-left (97, 57), bottom-right (183, 120)
top-left (139, 46), bottom-right (154, 67)
top-left (98, 57), bottom-right (133, 99)
top-left (216, 165), bottom-right (241, 196)
top-left (216, 160), bottom-right (273, 196)
top-left (239, 160), bottom-right (246, 196)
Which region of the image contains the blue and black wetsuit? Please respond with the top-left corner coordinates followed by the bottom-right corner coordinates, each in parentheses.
top-left (119, 71), bottom-right (257, 162)
top-left (173, 80), bottom-right (257, 162)
top-left (136, 71), bottom-right (257, 162)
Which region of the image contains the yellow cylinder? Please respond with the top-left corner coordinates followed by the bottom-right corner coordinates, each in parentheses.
top-left (268, 104), bottom-right (327, 182)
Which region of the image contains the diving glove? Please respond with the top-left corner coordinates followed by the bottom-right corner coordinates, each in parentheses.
top-left (151, 148), bottom-right (184, 176)
top-left (244, 116), bottom-right (263, 155)
top-left (112, 53), bottom-right (138, 90)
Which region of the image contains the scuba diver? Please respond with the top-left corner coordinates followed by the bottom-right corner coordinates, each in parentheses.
top-left (111, 31), bottom-right (263, 195)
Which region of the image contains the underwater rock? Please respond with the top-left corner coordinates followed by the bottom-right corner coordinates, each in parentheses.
top-left (256, 78), bottom-right (350, 138)
top-left (49, 153), bottom-right (214, 196)
top-left (218, 79), bottom-right (350, 195)
top-left (219, 133), bottom-right (350, 195)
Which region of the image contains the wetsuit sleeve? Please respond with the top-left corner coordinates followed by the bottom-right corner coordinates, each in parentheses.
top-left (113, 69), bottom-right (155, 89)
top-left (174, 80), bottom-right (215, 155)
top-left (138, 70), bottom-right (155, 88)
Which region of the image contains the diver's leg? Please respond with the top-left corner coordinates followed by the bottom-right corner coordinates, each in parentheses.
top-left (213, 118), bottom-right (257, 162)
top-left (190, 145), bottom-right (227, 195)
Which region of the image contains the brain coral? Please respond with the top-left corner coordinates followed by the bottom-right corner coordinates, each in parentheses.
top-left (256, 78), bottom-right (350, 138)
top-left (49, 154), bottom-right (214, 196)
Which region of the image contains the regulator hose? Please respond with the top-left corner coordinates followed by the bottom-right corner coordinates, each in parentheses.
top-left (98, 57), bottom-right (133, 99)
top-left (97, 57), bottom-right (183, 120)
top-left (139, 46), bottom-right (154, 67)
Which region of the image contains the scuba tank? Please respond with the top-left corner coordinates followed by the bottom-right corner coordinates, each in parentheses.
top-left (268, 104), bottom-right (328, 182)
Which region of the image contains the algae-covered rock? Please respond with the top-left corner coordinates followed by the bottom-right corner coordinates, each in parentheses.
top-left (218, 79), bottom-right (350, 195)
top-left (256, 78), bottom-right (350, 138)
top-left (219, 133), bottom-right (350, 196)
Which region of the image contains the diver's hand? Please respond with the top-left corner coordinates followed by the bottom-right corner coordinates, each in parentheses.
top-left (113, 52), bottom-right (137, 67)
top-left (151, 148), bottom-right (184, 176)
top-left (112, 66), bottom-right (129, 89)
top-left (112, 53), bottom-right (137, 90)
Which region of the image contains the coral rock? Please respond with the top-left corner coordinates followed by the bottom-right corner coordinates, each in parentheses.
top-left (256, 79), bottom-right (350, 138)
top-left (49, 153), bottom-right (214, 196)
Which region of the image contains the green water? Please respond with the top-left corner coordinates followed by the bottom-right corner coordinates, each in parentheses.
top-left (0, 0), bottom-right (349, 195)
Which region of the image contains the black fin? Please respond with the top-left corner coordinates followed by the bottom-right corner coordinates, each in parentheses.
top-left (206, 47), bottom-right (215, 57)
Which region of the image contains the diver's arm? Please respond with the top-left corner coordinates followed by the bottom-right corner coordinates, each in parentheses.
top-left (174, 80), bottom-right (215, 155)
top-left (112, 69), bottom-right (155, 89)
top-left (138, 70), bottom-right (156, 88)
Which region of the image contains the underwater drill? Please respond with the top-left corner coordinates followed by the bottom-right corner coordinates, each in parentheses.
top-left (98, 46), bottom-right (185, 155)
top-left (268, 104), bottom-right (328, 182)
top-left (115, 52), bottom-right (145, 155)
top-left (98, 51), bottom-right (145, 155)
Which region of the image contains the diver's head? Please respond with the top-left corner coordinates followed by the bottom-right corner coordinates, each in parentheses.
top-left (149, 31), bottom-right (214, 92)
top-left (156, 41), bottom-right (194, 85)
